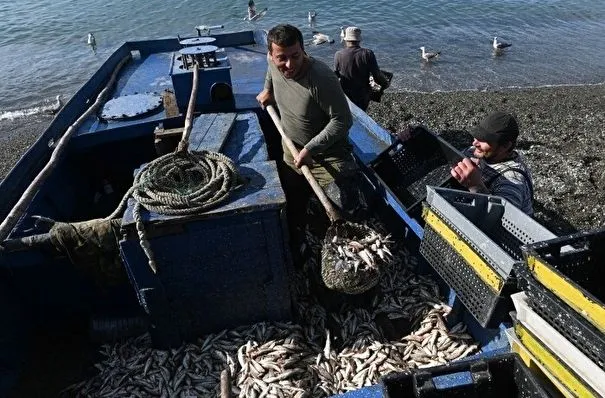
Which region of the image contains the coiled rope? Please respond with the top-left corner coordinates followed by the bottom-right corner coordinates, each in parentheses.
top-left (105, 60), bottom-right (240, 273)
top-left (106, 150), bottom-right (240, 273)
top-left (130, 150), bottom-right (239, 216)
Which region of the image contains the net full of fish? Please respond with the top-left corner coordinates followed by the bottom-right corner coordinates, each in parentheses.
top-left (63, 220), bottom-right (479, 398)
top-left (321, 221), bottom-right (394, 295)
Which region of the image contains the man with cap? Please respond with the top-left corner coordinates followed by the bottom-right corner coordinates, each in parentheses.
top-left (398, 111), bottom-right (534, 215)
top-left (334, 26), bottom-right (390, 111)
top-left (451, 111), bottom-right (534, 215)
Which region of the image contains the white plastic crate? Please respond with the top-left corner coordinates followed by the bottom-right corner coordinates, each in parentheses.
top-left (511, 292), bottom-right (605, 396)
top-left (504, 328), bottom-right (574, 398)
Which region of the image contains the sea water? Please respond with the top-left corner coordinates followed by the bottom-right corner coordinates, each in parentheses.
top-left (0, 0), bottom-right (604, 118)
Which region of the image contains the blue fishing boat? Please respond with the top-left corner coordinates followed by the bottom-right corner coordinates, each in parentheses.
top-left (0, 26), bottom-right (588, 397)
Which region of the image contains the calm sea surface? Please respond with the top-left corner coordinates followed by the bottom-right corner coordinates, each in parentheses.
top-left (1, 0), bottom-right (604, 115)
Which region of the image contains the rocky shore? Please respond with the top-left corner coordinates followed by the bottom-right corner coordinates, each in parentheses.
top-left (0, 115), bottom-right (53, 180)
top-left (368, 84), bottom-right (605, 235)
top-left (1, 84), bottom-right (603, 235)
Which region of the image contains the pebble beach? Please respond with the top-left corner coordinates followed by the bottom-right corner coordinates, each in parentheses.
top-left (368, 84), bottom-right (605, 235)
top-left (3, 84), bottom-right (604, 234)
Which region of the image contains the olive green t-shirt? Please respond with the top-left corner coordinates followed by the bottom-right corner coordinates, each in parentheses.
top-left (264, 56), bottom-right (353, 158)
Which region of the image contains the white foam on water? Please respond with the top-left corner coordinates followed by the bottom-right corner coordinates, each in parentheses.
top-left (0, 96), bottom-right (63, 121)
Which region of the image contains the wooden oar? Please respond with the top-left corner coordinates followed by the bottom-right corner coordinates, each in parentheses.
top-left (220, 369), bottom-right (231, 398)
top-left (266, 105), bottom-right (341, 223)
top-left (266, 105), bottom-right (386, 295)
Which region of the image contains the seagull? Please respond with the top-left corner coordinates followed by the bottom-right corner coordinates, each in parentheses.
top-left (493, 36), bottom-right (512, 50)
top-left (311, 32), bottom-right (334, 45)
top-left (308, 11), bottom-right (317, 23)
top-left (420, 46), bottom-right (440, 61)
top-left (87, 32), bottom-right (96, 48)
top-left (45, 95), bottom-right (64, 115)
top-left (340, 26), bottom-right (345, 42)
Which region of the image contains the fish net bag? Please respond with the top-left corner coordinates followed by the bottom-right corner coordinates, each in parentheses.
top-left (320, 221), bottom-right (383, 295)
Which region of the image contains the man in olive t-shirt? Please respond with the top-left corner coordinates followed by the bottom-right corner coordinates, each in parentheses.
top-left (256, 24), bottom-right (364, 216)
top-left (257, 24), bottom-right (357, 186)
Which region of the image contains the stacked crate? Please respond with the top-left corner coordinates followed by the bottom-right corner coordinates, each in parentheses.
top-left (508, 228), bottom-right (605, 397)
top-left (419, 187), bottom-right (556, 327)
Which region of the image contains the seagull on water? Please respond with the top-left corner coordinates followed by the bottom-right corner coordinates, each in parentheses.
top-left (308, 11), bottom-right (317, 23)
top-left (87, 32), bottom-right (96, 48)
top-left (45, 95), bottom-right (64, 115)
top-left (340, 26), bottom-right (345, 42)
top-left (493, 36), bottom-right (512, 50)
top-left (311, 31), bottom-right (334, 45)
top-left (420, 46), bottom-right (440, 61)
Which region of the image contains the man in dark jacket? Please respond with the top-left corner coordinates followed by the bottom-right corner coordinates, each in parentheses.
top-left (334, 26), bottom-right (390, 111)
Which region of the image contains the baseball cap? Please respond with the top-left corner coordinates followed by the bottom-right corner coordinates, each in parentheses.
top-left (471, 111), bottom-right (519, 144)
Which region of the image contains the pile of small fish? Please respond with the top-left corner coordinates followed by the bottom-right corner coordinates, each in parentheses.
top-left (325, 229), bottom-right (393, 273)
top-left (64, 219), bottom-right (479, 397)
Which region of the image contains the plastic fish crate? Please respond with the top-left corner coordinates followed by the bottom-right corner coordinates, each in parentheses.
top-left (381, 352), bottom-right (550, 398)
top-left (514, 261), bottom-right (605, 371)
top-left (419, 187), bottom-right (557, 328)
top-left (512, 322), bottom-right (598, 398)
top-left (504, 328), bottom-right (575, 398)
top-left (520, 227), bottom-right (605, 334)
top-left (510, 292), bottom-right (605, 395)
top-left (368, 128), bottom-right (464, 217)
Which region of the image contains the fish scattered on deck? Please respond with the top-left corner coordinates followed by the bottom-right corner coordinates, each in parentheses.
top-left (64, 216), bottom-right (478, 397)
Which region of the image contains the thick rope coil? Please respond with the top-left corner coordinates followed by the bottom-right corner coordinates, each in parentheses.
top-left (132, 150), bottom-right (239, 216)
top-left (106, 150), bottom-right (240, 273)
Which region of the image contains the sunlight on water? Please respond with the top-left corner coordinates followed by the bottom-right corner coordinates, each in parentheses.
top-left (0, 0), bottom-right (604, 111)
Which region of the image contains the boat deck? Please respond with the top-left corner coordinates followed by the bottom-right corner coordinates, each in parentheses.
top-left (74, 42), bottom-right (268, 141)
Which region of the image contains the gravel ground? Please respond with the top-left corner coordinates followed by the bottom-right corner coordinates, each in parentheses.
top-left (1, 84), bottom-right (603, 235)
top-left (368, 84), bottom-right (605, 235)
top-left (0, 115), bottom-right (53, 180)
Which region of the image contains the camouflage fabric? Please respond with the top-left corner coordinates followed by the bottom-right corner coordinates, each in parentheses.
top-left (50, 218), bottom-right (126, 287)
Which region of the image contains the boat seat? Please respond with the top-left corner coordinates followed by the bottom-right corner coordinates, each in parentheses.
top-left (188, 112), bottom-right (237, 153)
top-left (222, 111), bottom-right (269, 164)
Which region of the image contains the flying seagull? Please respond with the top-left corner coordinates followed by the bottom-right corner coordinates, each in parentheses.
top-left (493, 36), bottom-right (512, 50)
top-left (311, 31), bottom-right (334, 45)
top-left (420, 46), bottom-right (440, 61)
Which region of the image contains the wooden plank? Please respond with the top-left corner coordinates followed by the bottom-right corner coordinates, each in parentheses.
top-left (154, 127), bottom-right (184, 138)
top-left (189, 112), bottom-right (237, 152)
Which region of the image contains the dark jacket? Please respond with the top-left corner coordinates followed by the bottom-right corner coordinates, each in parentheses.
top-left (334, 45), bottom-right (389, 111)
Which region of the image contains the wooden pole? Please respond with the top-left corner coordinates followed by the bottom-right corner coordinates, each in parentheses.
top-left (266, 105), bottom-right (341, 222)
top-left (176, 61), bottom-right (200, 153)
top-left (220, 369), bottom-right (231, 398)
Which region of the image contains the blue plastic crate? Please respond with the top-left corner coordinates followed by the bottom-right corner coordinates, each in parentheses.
top-left (119, 160), bottom-right (292, 347)
top-left (380, 352), bottom-right (550, 398)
